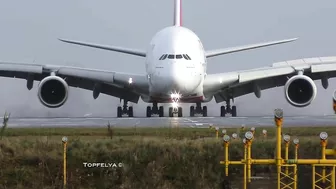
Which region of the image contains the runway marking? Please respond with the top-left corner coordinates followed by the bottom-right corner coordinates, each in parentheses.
top-left (195, 123), bottom-right (203, 126)
top-left (228, 117), bottom-right (248, 119)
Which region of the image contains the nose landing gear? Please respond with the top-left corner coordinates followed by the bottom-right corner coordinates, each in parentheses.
top-left (169, 106), bottom-right (182, 117)
top-left (220, 99), bottom-right (237, 117)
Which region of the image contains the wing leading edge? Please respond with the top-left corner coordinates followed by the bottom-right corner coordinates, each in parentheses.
top-left (205, 38), bottom-right (298, 58)
top-left (58, 38), bottom-right (146, 57)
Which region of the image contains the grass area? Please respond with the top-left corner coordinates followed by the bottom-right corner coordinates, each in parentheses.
top-left (0, 126), bottom-right (335, 189)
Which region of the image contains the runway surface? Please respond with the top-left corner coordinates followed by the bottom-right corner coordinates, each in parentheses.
top-left (6, 115), bottom-right (336, 128)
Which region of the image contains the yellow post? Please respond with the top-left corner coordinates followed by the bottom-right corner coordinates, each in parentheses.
top-left (62, 136), bottom-right (68, 189)
top-left (223, 134), bottom-right (230, 176)
top-left (215, 127), bottom-right (219, 139)
top-left (283, 134), bottom-right (290, 175)
top-left (293, 138), bottom-right (299, 160)
top-left (243, 138), bottom-right (247, 189)
top-left (244, 131), bottom-right (254, 183)
top-left (262, 129), bottom-right (267, 140)
top-left (320, 132), bottom-right (328, 184)
top-left (274, 108), bottom-right (283, 189)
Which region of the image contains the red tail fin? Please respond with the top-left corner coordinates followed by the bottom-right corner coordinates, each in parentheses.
top-left (174, 0), bottom-right (182, 26)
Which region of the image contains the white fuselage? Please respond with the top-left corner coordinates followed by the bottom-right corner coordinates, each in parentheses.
top-left (143, 26), bottom-right (207, 103)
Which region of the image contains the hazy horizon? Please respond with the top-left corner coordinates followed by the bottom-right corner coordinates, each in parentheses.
top-left (0, 0), bottom-right (336, 117)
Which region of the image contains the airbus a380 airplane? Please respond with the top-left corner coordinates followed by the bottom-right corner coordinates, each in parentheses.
top-left (1, 0), bottom-right (336, 118)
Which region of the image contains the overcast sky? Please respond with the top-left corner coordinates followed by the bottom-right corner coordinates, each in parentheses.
top-left (0, 0), bottom-right (336, 117)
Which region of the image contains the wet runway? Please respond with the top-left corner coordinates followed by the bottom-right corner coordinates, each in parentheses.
top-left (6, 115), bottom-right (336, 128)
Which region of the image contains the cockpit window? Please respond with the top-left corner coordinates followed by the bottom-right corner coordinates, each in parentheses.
top-left (168, 54), bottom-right (175, 59)
top-left (162, 54), bottom-right (167, 60)
top-left (185, 54), bottom-right (192, 60)
top-left (159, 54), bottom-right (167, 60)
top-left (160, 54), bottom-right (191, 60)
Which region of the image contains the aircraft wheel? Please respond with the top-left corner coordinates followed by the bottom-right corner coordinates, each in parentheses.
top-left (220, 106), bottom-right (226, 117)
top-left (178, 107), bottom-right (183, 117)
top-left (159, 106), bottom-right (164, 117)
top-left (232, 106), bottom-right (237, 117)
top-left (117, 106), bottom-right (122, 117)
top-left (128, 106), bottom-right (133, 117)
top-left (202, 106), bottom-right (207, 117)
top-left (190, 106), bottom-right (195, 117)
top-left (146, 106), bottom-right (152, 117)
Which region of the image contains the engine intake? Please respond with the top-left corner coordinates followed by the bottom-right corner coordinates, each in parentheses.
top-left (38, 76), bottom-right (69, 108)
top-left (284, 75), bottom-right (317, 107)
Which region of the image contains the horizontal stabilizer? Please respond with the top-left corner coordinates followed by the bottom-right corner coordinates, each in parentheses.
top-left (205, 38), bottom-right (298, 58)
top-left (58, 38), bottom-right (146, 57)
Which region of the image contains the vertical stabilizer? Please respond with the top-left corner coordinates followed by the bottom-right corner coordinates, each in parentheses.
top-left (174, 0), bottom-right (182, 26)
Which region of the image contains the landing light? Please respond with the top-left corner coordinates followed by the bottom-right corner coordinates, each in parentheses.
top-left (223, 135), bottom-right (230, 142)
top-left (232, 133), bottom-right (238, 139)
top-left (172, 102), bottom-right (178, 108)
top-left (283, 134), bottom-right (290, 142)
top-left (222, 129), bottom-right (227, 134)
top-left (262, 129), bottom-right (267, 134)
top-left (320, 132), bottom-right (328, 140)
top-left (293, 138), bottom-right (299, 145)
top-left (170, 93), bottom-right (181, 99)
top-left (62, 136), bottom-right (68, 143)
top-left (245, 131), bottom-right (253, 140)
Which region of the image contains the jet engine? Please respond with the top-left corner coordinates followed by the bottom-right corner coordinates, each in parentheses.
top-left (284, 75), bottom-right (317, 107)
top-left (37, 76), bottom-right (69, 108)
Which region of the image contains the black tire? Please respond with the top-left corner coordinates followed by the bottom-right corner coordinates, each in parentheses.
top-left (190, 106), bottom-right (195, 117)
top-left (220, 106), bottom-right (226, 117)
top-left (159, 106), bottom-right (164, 117)
top-left (146, 106), bottom-right (151, 117)
top-left (169, 107), bottom-right (173, 117)
top-left (202, 106), bottom-right (207, 117)
top-left (178, 107), bottom-right (182, 117)
top-left (128, 106), bottom-right (133, 117)
top-left (232, 106), bottom-right (237, 117)
top-left (117, 106), bottom-right (122, 117)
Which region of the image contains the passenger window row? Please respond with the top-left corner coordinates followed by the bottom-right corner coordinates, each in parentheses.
top-left (159, 54), bottom-right (192, 60)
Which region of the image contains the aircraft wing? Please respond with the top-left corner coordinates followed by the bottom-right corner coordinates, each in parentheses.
top-left (203, 56), bottom-right (336, 102)
top-left (58, 38), bottom-right (146, 57)
top-left (0, 61), bottom-right (149, 103)
top-left (205, 38), bottom-right (298, 58)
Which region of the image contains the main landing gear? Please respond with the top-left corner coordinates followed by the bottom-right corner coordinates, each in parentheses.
top-left (220, 99), bottom-right (237, 117)
top-left (117, 99), bottom-right (133, 117)
top-left (190, 102), bottom-right (207, 117)
top-left (146, 102), bottom-right (164, 117)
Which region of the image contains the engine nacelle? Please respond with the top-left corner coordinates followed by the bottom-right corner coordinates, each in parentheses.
top-left (37, 76), bottom-right (69, 108)
top-left (284, 75), bottom-right (317, 107)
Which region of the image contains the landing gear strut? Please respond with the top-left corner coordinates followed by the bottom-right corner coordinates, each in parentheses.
top-left (117, 99), bottom-right (133, 117)
top-left (190, 102), bottom-right (207, 117)
top-left (220, 99), bottom-right (237, 117)
top-left (146, 102), bottom-right (164, 117)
